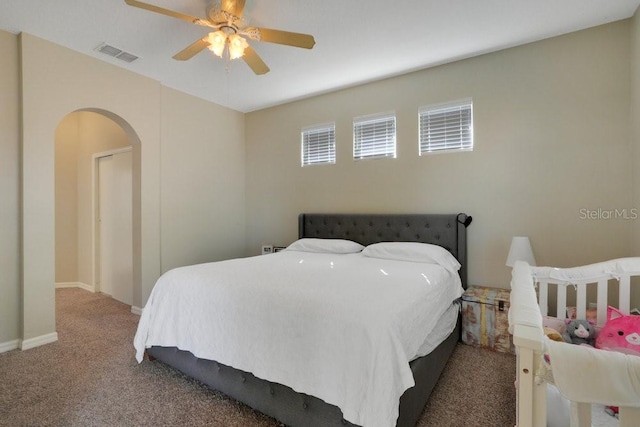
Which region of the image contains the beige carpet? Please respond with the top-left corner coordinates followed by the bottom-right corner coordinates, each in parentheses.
top-left (0, 288), bottom-right (516, 426)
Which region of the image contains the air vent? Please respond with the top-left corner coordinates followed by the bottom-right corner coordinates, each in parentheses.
top-left (95, 43), bottom-right (140, 63)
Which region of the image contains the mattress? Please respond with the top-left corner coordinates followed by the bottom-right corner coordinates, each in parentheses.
top-left (134, 249), bottom-right (463, 427)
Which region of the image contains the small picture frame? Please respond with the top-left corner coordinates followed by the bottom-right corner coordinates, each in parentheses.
top-left (261, 245), bottom-right (274, 255)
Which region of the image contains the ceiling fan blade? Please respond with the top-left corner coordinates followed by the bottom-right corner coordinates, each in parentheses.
top-left (242, 45), bottom-right (270, 75)
top-left (124, 0), bottom-right (213, 27)
top-left (221, 0), bottom-right (246, 18)
top-left (173, 37), bottom-right (211, 61)
top-left (252, 28), bottom-right (316, 49)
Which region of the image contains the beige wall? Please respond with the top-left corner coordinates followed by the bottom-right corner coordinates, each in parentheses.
top-left (55, 111), bottom-right (131, 284)
top-left (160, 87), bottom-right (245, 271)
top-left (0, 31), bottom-right (20, 346)
top-left (2, 31), bottom-right (246, 346)
top-left (246, 22), bottom-right (633, 290)
top-left (54, 115), bottom-right (79, 282)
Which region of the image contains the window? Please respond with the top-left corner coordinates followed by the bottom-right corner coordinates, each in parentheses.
top-left (419, 99), bottom-right (473, 155)
top-left (353, 112), bottom-right (396, 160)
top-left (301, 123), bottom-right (336, 166)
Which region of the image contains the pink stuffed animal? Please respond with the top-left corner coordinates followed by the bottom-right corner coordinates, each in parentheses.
top-left (595, 306), bottom-right (640, 356)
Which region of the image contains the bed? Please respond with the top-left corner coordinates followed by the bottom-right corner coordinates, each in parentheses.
top-left (509, 259), bottom-right (640, 427)
top-left (134, 213), bottom-right (473, 427)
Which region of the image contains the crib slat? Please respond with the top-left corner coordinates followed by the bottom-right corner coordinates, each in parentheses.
top-left (570, 402), bottom-right (591, 427)
top-left (619, 275), bottom-right (631, 315)
top-left (597, 280), bottom-right (608, 327)
top-left (576, 285), bottom-right (587, 320)
top-left (516, 344), bottom-right (535, 427)
top-left (533, 372), bottom-right (547, 427)
top-left (557, 285), bottom-right (567, 318)
top-left (538, 281), bottom-right (548, 316)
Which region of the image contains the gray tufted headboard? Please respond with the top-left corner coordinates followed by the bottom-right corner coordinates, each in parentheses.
top-left (298, 213), bottom-right (473, 288)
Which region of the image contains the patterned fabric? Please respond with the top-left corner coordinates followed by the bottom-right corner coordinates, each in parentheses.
top-left (462, 286), bottom-right (514, 353)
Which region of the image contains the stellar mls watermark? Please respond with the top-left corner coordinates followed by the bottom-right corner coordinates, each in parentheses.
top-left (579, 208), bottom-right (638, 220)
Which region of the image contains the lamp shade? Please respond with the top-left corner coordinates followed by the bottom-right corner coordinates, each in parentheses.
top-left (506, 236), bottom-right (536, 267)
top-left (207, 31), bottom-right (227, 57)
top-left (228, 34), bottom-right (248, 59)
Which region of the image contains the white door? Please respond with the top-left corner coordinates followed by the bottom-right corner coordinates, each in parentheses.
top-left (98, 151), bottom-right (133, 305)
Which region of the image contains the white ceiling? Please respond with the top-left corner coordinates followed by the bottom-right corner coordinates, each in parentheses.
top-left (1, 0), bottom-right (639, 112)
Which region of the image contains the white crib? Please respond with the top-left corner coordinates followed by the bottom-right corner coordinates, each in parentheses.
top-left (509, 258), bottom-right (640, 427)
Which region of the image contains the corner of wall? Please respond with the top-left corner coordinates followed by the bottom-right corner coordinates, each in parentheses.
top-left (0, 30), bottom-right (22, 345)
top-left (632, 7), bottom-right (640, 255)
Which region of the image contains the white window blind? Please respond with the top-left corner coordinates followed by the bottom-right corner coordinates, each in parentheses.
top-left (353, 112), bottom-right (396, 160)
top-left (301, 123), bottom-right (336, 166)
top-left (419, 99), bottom-right (473, 154)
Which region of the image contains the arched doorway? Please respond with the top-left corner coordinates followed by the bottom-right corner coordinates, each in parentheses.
top-left (20, 108), bottom-right (144, 350)
top-left (54, 110), bottom-right (139, 307)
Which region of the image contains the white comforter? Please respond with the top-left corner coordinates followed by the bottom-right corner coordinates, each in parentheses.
top-left (134, 251), bottom-right (463, 427)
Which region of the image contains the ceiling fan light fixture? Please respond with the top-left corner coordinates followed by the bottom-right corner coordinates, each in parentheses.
top-left (228, 34), bottom-right (249, 59)
top-left (125, 0), bottom-right (315, 75)
top-left (207, 30), bottom-right (227, 57)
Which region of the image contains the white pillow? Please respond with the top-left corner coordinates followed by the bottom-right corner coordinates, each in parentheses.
top-left (362, 242), bottom-right (461, 272)
top-left (284, 238), bottom-right (364, 254)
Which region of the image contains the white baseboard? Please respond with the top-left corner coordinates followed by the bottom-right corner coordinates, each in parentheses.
top-left (20, 332), bottom-right (58, 351)
top-left (0, 339), bottom-right (20, 354)
top-left (131, 306), bottom-right (142, 316)
top-left (77, 282), bottom-right (95, 292)
top-left (55, 282), bottom-right (95, 292)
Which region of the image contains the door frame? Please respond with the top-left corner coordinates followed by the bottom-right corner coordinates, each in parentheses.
top-left (92, 146), bottom-right (133, 293)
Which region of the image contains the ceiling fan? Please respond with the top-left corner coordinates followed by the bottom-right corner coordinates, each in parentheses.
top-left (124, 0), bottom-right (316, 75)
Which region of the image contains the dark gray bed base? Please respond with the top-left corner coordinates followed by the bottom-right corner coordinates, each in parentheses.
top-left (147, 321), bottom-right (460, 427)
top-left (146, 213), bottom-right (472, 427)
